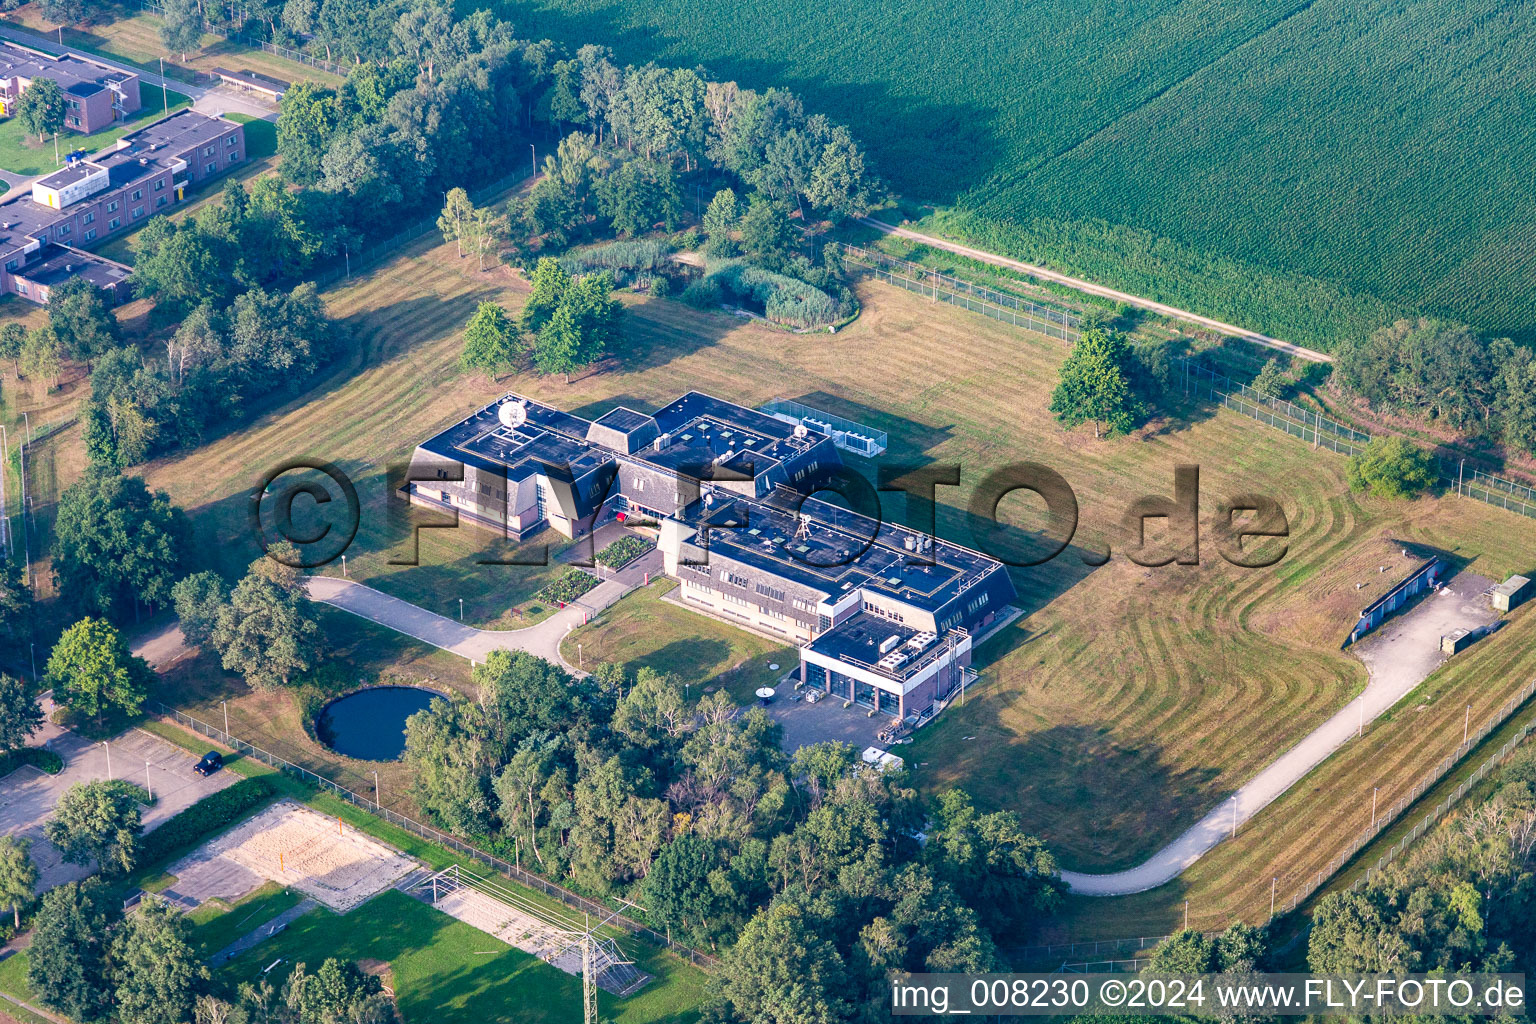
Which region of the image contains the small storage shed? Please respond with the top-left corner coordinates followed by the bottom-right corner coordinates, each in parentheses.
top-left (860, 747), bottom-right (904, 772)
top-left (1440, 628), bottom-right (1476, 655)
top-left (1492, 575), bottom-right (1532, 613)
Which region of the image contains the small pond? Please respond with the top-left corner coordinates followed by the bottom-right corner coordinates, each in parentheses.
top-left (314, 686), bottom-right (439, 761)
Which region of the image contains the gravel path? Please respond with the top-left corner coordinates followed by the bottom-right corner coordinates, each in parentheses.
top-left (858, 218), bottom-right (1334, 364)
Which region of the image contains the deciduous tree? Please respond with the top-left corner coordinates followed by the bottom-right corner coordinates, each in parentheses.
top-left (113, 898), bottom-right (207, 1024)
top-left (210, 552), bottom-right (322, 688)
top-left (27, 881), bottom-right (119, 1023)
top-left (52, 467), bottom-right (188, 619)
top-left (1346, 436), bottom-right (1437, 500)
top-left (0, 835), bottom-right (37, 929)
top-left (16, 77), bottom-right (65, 144)
top-left (1049, 328), bottom-right (1143, 438)
top-left (45, 618), bottom-right (150, 723)
top-left (46, 277), bottom-right (120, 367)
top-left (0, 672), bottom-right (42, 753)
top-left (44, 779), bottom-right (142, 874)
top-left (459, 301), bottom-right (518, 380)
top-left (171, 570), bottom-right (228, 649)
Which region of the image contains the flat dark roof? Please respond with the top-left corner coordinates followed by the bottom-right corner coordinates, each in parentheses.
top-left (690, 491), bottom-right (991, 610)
top-left (16, 244), bottom-right (129, 289)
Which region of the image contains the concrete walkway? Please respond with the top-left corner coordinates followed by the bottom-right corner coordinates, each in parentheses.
top-left (859, 218), bottom-right (1334, 364)
top-left (1061, 572), bottom-right (1502, 895)
top-left (306, 545), bottom-right (664, 675)
top-left (209, 897), bottom-right (318, 963)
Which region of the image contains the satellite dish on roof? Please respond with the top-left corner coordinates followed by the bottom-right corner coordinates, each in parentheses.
top-left (793, 423), bottom-right (809, 439)
top-left (498, 400), bottom-right (528, 429)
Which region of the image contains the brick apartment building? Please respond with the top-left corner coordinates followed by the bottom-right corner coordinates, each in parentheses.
top-left (0, 109), bottom-right (245, 302)
top-left (0, 41), bottom-right (140, 134)
top-left (410, 392), bottom-right (1017, 725)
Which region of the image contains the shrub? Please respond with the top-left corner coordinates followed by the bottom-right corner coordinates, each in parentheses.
top-left (138, 776), bottom-right (277, 867)
top-left (0, 747), bottom-right (63, 777)
top-left (536, 567), bottom-right (600, 605)
top-left (649, 275), bottom-right (672, 299)
top-left (681, 278), bottom-right (722, 309)
top-left (1347, 437), bottom-right (1438, 499)
top-left (595, 535), bottom-right (651, 570)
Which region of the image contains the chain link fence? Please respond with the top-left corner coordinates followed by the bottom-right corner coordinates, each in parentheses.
top-left (1182, 360), bottom-right (1536, 519)
top-left (1273, 680), bottom-right (1536, 917)
top-left (131, 0), bottom-right (348, 77)
top-left (151, 701), bottom-right (721, 971)
top-left (841, 244), bottom-right (1080, 343)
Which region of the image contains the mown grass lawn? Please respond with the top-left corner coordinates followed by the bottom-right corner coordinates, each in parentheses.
top-left (0, 949), bottom-right (39, 1005)
top-left (187, 881), bottom-right (306, 958)
top-left (213, 890), bottom-right (706, 1024)
top-left (0, 88), bottom-right (191, 176)
top-left (562, 579), bottom-right (795, 705)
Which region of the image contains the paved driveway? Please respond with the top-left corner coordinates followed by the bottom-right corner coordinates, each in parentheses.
top-left (1062, 570), bottom-right (1503, 896)
top-left (0, 704), bottom-right (237, 893)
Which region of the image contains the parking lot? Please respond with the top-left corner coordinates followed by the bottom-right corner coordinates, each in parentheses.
top-left (0, 703), bottom-right (238, 892)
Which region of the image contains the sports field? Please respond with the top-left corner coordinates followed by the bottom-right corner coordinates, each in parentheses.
top-left (508, 0), bottom-right (1536, 347)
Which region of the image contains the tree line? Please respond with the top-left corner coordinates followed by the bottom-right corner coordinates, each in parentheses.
top-left (1334, 318), bottom-right (1536, 461)
top-left (400, 650), bottom-right (1062, 1021)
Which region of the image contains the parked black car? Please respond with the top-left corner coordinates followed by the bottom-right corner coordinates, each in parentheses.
top-left (193, 751), bottom-right (224, 776)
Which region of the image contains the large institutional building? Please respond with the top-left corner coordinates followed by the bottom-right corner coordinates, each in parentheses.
top-left (0, 41), bottom-right (141, 134)
top-left (411, 392), bottom-right (1016, 724)
top-left (0, 109), bottom-right (245, 303)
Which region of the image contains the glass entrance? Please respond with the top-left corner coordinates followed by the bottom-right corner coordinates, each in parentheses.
top-left (877, 688), bottom-right (900, 716)
top-left (854, 680), bottom-right (877, 709)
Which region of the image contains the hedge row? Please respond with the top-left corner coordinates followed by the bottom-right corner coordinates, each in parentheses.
top-left (0, 746), bottom-right (63, 777)
top-left (139, 776), bottom-right (278, 867)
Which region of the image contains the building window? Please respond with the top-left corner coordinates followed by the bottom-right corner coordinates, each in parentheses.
top-left (755, 583), bottom-right (785, 602)
top-left (226, 135), bottom-right (237, 146)
top-left (154, 179), bottom-right (165, 191)
top-left (132, 207), bottom-right (143, 219)
top-left (58, 224), bottom-right (70, 236)
top-left (16, 283), bottom-right (26, 296)
top-left (206, 163), bottom-right (216, 174)
top-left (156, 195), bottom-right (167, 207)
top-left (203, 145), bottom-right (214, 156)
top-left (107, 200), bottom-right (119, 212)
top-left (83, 228), bottom-right (96, 241)
top-left (131, 189), bottom-right (142, 201)
top-left (82, 212), bottom-right (93, 224)
top-left (229, 150), bottom-right (240, 162)
top-left (109, 217), bottom-right (120, 230)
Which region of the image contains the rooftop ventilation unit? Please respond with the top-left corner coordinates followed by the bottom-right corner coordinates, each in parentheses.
top-left (879, 634), bottom-right (902, 655)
